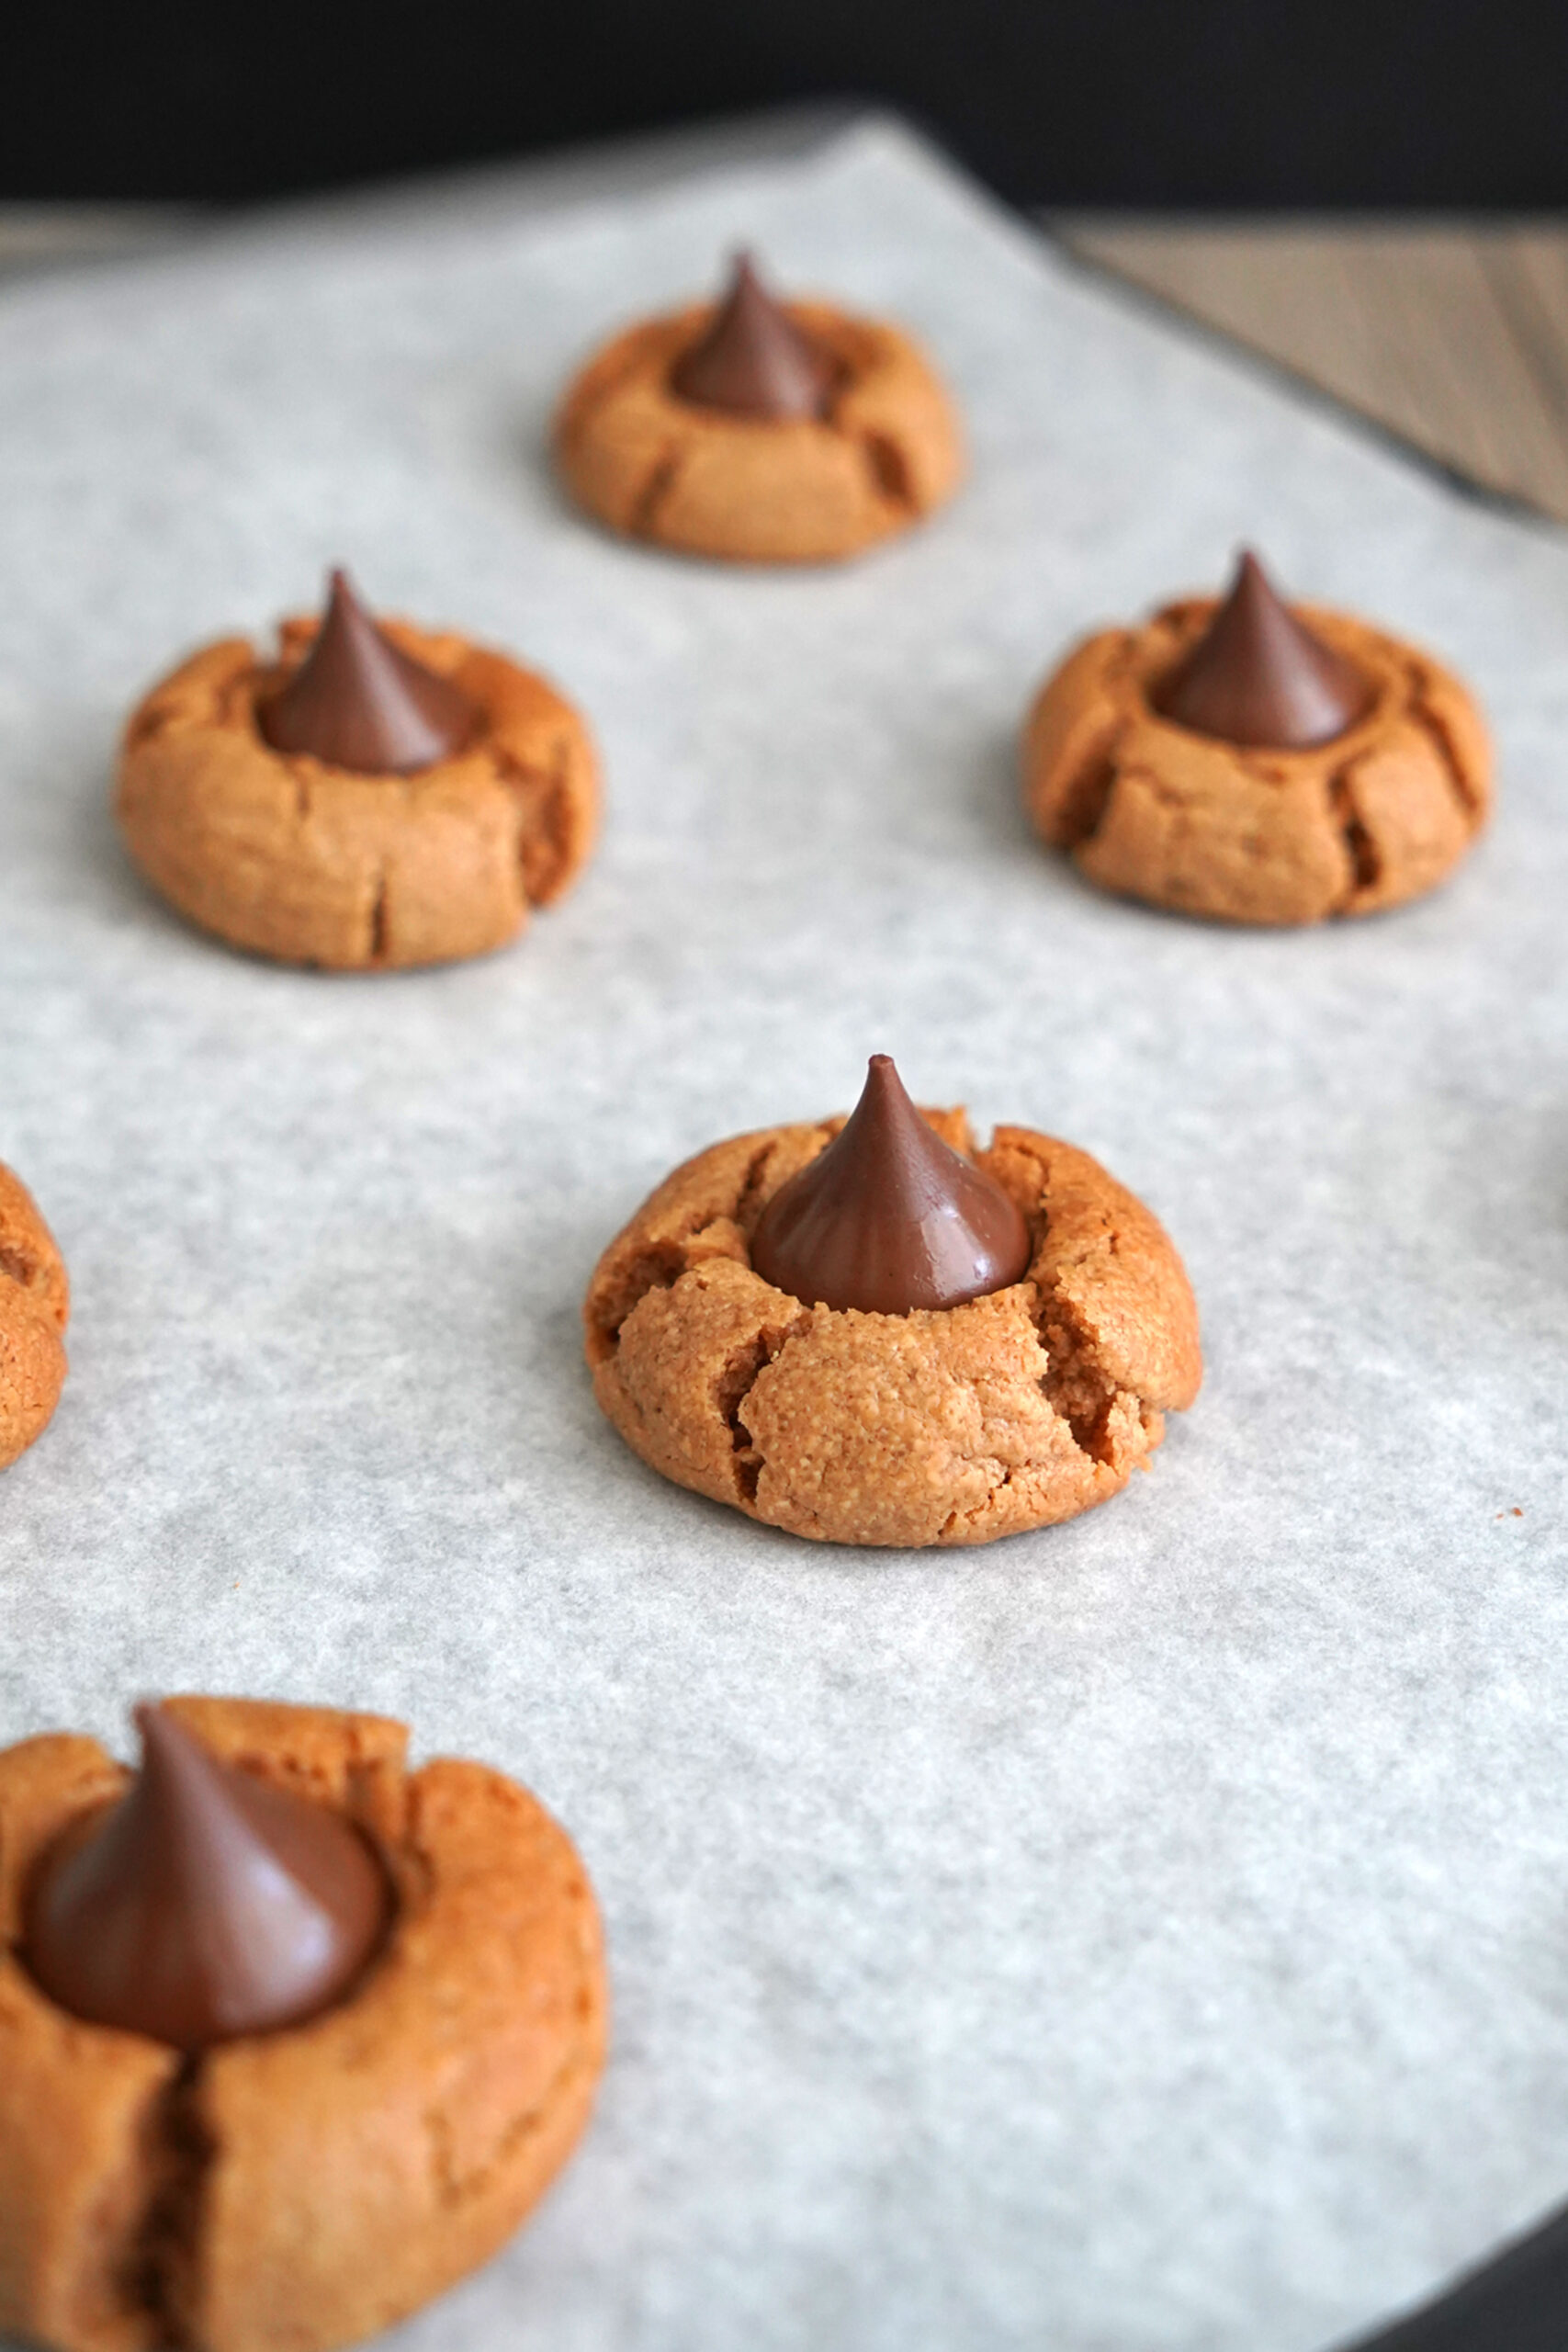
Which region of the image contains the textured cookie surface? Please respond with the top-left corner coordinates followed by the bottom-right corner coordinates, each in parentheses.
top-left (1022, 600), bottom-right (1491, 925)
top-left (0, 1697), bottom-right (606, 2352)
top-left (0, 1162), bottom-right (69, 1473)
top-left (584, 1112), bottom-right (1201, 1548)
top-left (117, 619), bottom-right (599, 970)
top-left (554, 300), bottom-right (963, 563)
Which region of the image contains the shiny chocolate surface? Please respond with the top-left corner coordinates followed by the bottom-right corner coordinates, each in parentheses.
top-left (25, 1703), bottom-right (389, 2050)
top-left (257, 567), bottom-right (476, 774)
top-left (750, 1054), bottom-right (1032, 1315)
top-left (1156, 548), bottom-right (1371, 749)
top-left (670, 251), bottom-right (838, 421)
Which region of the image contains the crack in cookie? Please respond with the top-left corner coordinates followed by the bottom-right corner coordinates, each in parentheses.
top-left (716, 1311), bottom-right (813, 1505)
top-left (629, 446), bottom-right (685, 538)
top-left (1328, 765), bottom-right (1382, 899)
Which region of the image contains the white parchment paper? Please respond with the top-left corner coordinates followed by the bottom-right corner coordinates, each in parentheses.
top-left (1, 115), bottom-right (1566, 2352)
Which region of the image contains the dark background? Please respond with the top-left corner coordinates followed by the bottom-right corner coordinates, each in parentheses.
top-left (12, 0), bottom-right (1568, 209)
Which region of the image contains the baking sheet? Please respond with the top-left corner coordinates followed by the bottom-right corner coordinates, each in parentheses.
top-left (1, 114), bottom-right (1566, 2352)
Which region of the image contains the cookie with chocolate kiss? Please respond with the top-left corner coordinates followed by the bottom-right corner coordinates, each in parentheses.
top-left (1022, 549), bottom-right (1491, 925)
top-left (555, 249), bottom-right (963, 563)
top-left (585, 1056), bottom-right (1201, 1548)
top-left (117, 570), bottom-right (599, 969)
top-left (0, 1696), bottom-right (606, 2352)
top-left (0, 1159), bottom-right (69, 1473)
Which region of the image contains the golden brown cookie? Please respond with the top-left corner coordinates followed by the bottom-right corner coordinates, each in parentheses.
top-left (554, 296), bottom-right (963, 564)
top-left (1022, 589), bottom-right (1491, 926)
top-left (0, 1162), bottom-right (68, 1473)
top-left (0, 1696), bottom-right (607, 2352)
top-left (584, 1107), bottom-right (1201, 1548)
top-left (116, 607), bottom-right (599, 970)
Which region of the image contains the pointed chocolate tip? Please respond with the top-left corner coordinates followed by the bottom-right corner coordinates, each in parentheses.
top-left (669, 247), bottom-right (839, 422)
top-left (256, 567), bottom-right (478, 775)
top-left (1155, 547), bottom-right (1372, 750)
top-left (24, 1702), bottom-right (389, 2051)
top-left (749, 1054), bottom-right (1032, 1316)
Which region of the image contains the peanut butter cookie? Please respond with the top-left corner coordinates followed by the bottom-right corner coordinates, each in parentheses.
top-left (0, 1696), bottom-right (607, 2352)
top-left (585, 1057), bottom-right (1201, 1548)
top-left (554, 252), bottom-right (963, 564)
top-left (1022, 551), bottom-right (1491, 925)
top-left (0, 1161), bottom-right (68, 1472)
top-left (117, 571), bottom-right (599, 970)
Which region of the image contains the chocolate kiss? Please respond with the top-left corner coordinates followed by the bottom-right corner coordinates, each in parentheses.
top-left (750, 1054), bottom-right (1032, 1316)
top-left (25, 1703), bottom-right (389, 2051)
top-left (257, 568), bottom-right (477, 775)
top-left (1156, 549), bottom-right (1371, 750)
top-left (669, 251), bottom-right (838, 421)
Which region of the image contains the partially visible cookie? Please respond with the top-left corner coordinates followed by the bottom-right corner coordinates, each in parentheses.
top-left (555, 251), bottom-right (963, 564)
top-left (0, 1162), bottom-right (68, 1472)
top-left (0, 1696), bottom-right (607, 2352)
top-left (117, 571), bottom-right (599, 970)
top-left (585, 1057), bottom-right (1201, 1549)
top-left (1022, 550), bottom-right (1491, 925)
